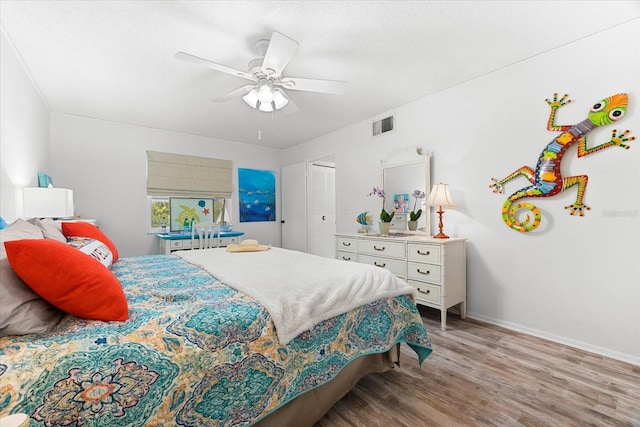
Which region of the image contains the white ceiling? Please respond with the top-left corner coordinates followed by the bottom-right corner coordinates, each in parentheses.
top-left (1, 1), bottom-right (638, 149)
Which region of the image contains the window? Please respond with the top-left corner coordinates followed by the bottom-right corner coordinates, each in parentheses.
top-left (150, 198), bottom-right (169, 229)
top-left (146, 151), bottom-right (233, 233)
top-left (148, 197), bottom-right (231, 233)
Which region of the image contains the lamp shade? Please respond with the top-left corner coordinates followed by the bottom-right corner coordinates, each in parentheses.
top-left (242, 88), bottom-right (259, 108)
top-left (23, 188), bottom-right (74, 218)
top-left (426, 183), bottom-right (456, 208)
top-left (272, 89), bottom-right (289, 109)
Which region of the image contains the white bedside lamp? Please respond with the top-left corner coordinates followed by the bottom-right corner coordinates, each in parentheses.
top-left (426, 183), bottom-right (456, 239)
top-left (23, 187), bottom-right (74, 219)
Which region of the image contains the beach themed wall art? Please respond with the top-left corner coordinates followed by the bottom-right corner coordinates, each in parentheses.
top-left (169, 198), bottom-right (214, 232)
top-left (238, 168), bottom-right (276, 222)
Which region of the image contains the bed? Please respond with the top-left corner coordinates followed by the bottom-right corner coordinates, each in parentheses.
top-left (0, 221), bottom-right (432, 427)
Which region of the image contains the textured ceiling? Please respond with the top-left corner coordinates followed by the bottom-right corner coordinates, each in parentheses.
top-left (1, 1), bottom-right (638, 149)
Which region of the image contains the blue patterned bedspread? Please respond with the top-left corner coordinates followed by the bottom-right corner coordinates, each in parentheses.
top-left (0, 255), bottom-right (432, 426)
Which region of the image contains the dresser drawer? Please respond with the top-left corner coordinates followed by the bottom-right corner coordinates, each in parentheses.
top-left (407, 243), bottom-right (441, 264)
top-left (170, 240), bottom-right (185, 249)
top-left (357, 239), bottom-right (405, 259)
top-left (407, 261), bottom-right (442, 284)
top-left (336, 236), bottom-right (357, 253)
top-left (409, 280), bottom-right (441, 305)
top-left (336, 251), bottom-right (356, 262)
top-left (358, 254), bottom-right (406, 278)
top-left (219, 236), bottom-right (239, 245)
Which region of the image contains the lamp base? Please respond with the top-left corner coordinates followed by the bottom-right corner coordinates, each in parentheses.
top-left (434, 206), bottom-right (450, 239)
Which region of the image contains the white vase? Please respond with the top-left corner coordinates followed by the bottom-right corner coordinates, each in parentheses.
top-left (408, 220), bottom-right (418, 231)
top-left (379, 221), bottom-right (391, 236)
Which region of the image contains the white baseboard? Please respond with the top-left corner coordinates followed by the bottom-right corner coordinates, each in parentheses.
top-left (466, 312), bottom-right (640, 367)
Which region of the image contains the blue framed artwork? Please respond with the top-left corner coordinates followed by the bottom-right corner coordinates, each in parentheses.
top-left (238, 168), bottom-right (276, 222)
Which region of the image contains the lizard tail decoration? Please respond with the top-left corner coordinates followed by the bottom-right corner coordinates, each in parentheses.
top-left (490, 93), bottom-right (634, 232)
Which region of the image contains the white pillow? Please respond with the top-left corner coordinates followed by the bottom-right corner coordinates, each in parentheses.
top-left (66, 237), bottom-right (113, 269)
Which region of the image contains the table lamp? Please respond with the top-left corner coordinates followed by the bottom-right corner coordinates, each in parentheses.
top-left (426, 183), bottom-right (456, 239)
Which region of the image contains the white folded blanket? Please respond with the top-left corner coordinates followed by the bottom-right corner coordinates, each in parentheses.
top-left (177, 247), bottom-right (416, 345)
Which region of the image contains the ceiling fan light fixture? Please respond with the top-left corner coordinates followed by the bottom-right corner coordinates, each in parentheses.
top-left (257, 81), bottom-right (274, 104)
top-left (272, 88), bottom-right (289, 109)
top-left (242, 88), bottom-right (259, 108)
top-left (258, 101), bottom-right (274, 112)
top-left (243, 86), bottom-right (288, 112)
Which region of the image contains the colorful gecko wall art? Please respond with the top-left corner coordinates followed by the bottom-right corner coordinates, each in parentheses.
top-left (490, 93), bottom-right (634, 232)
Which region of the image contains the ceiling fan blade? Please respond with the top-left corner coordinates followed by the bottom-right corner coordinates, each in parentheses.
top-left (211, 85), bottom-right (255, 102)
top-left (175, 52), bottom-right (256, 82)
top-left (279, 77), bottom-right (348, 95)
top-left (261, 32), bottom-right (299, 77)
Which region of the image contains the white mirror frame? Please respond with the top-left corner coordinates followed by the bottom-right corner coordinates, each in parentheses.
top-left (381, 147), bottom-right (431, 235)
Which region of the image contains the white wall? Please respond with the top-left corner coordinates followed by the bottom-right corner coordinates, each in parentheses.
top-left (285, 21), bottom-right (640, 364)
top-left (50, 114), bottom-right (283, 257)
top-left (0, 28), bottom-right (51, 221)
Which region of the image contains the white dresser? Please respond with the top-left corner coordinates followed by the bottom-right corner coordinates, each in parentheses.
top-left (336, 233), bottom-right (466, 330)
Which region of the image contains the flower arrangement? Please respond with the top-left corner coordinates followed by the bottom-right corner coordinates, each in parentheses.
top-left (368, 187), bottom-right (394, 222)
top-left (409, 189), bottom-right (426, 221)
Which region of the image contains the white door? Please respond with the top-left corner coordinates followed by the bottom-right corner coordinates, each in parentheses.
top-left (309, 163), bottom-right (336, 258)
top-left (281, 162), bottom-right (307, 252)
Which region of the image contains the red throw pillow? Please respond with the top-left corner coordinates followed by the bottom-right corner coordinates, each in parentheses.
top-left (4, 239), bottom-right (128, 322)
top-left (62, 222), bottom-right (119, 261)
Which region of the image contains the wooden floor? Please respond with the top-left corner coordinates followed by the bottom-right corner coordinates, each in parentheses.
top-left (316, 306), bottom-right (640, 427)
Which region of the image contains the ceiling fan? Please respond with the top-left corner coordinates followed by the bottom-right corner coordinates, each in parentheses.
top-left (175, 32), bottom-right (348, 113)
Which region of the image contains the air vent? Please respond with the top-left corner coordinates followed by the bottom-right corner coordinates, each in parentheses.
top-left (372, 115), bottom-right (395, 136)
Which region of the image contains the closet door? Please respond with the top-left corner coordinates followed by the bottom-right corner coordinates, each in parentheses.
top-left (281, 162), bottom-right (307, 252)
top-left (309, 163), bottom-right (335, 258)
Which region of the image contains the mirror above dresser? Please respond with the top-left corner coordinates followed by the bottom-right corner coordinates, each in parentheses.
top-left (381, 147), bottom-right (431, 234)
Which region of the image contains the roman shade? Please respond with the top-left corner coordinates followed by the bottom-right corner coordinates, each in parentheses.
top-left (147, 151), bottom-right (232, 198)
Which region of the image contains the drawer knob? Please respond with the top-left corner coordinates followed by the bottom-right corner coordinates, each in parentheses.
top-left (374, 262), bottom-right (386, 267)
top-left (417, 288), bottom-right (431, 295)
top-left (417, 250), bottom-right (430, 255)
top-left (373, 246), bottom-right (385, 251)
top-left (417, 269), bottom-right (430, 275)
top-left (342, 242), bottom-right (351, 246)
top-left (342, 256), bottom-right (351, 261)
